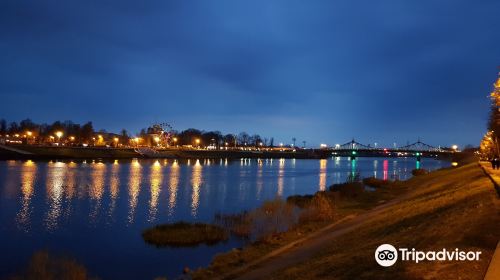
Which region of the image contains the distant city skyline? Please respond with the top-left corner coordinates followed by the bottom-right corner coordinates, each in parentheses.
top-left (2, 1), bottom-right (500, 147)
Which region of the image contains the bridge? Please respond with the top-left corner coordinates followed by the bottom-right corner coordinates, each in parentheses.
top-left (323, 139), bottom-right (454, 160)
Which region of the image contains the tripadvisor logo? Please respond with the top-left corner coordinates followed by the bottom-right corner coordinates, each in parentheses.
top-left (375, 244), bottom-right (398, 267)
top-left (375, 244), bottom-right (482, 267)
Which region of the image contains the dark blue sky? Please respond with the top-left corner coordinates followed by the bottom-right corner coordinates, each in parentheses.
top-left (1, 1), bottom-right (499, 147)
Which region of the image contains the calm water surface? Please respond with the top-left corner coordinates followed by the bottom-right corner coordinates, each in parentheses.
top-left (0, 157), bottom-right (449, 279)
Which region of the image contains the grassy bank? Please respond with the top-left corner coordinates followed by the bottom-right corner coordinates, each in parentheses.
top-left (265, 163), bottom-right (499, 279)
top-left (192, 163), bottom-right (499, 279)
top-left (142, 222), bottom-right (228, 247)
top-left (191, 171), bottom-right (413, 278)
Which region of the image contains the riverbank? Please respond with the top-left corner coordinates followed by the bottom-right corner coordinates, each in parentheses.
top-left (192, 161), bottom-right (499, 279)
top-left (0, 144), bottom-right (457, 161)
top-left (0, 144), bottom-right (318, 160)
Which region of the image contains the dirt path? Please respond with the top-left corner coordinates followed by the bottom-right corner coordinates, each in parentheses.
top-left (219, 195), bottom-right (409, 280)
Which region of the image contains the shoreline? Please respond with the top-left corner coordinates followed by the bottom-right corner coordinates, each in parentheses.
top-left (0, 144), bottom-right (455, 161)
top-left (190, 159), bottom-right (499, 279)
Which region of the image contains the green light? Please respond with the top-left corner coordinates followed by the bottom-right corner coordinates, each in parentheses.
top-left (352, 151), bottom-right (357, 155)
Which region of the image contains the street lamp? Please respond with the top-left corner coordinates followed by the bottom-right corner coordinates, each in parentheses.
top-left (114, 137), bottom-right (119, 146)
top-left (55, 131), bottom-right (63, 142)
top-left (26, 131), bottom-right (33, 144)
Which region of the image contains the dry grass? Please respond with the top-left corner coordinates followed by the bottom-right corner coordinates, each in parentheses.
top-left (6, 251), bottom-right (93, 280)
top-left (142, 222), bottom-right (229, 247)
top-left (362, 177), bottom-right (392, 188)
top-left (215, 198), bottom-right (299, 242)
top-left (412, 168), bottom-right (429, 176)
top-left (298, 192), bottom-right (337, 223)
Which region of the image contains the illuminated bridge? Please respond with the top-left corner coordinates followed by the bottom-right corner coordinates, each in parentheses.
top-left (322, 139), bottom-right (455, 160)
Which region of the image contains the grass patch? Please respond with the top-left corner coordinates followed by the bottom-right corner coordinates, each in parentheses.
top-left (287, 194), bottom-right (314, 208)
top-left (142, 222), bottom-right (228, 247)
top-left (215, 198), bottom-right (300, 241)
top-left (362, 177), bottom-right (391, 188)
top-left (7, 251), bottom-right (94, 280)
top-left (411, 168), bottom-right (429, 176)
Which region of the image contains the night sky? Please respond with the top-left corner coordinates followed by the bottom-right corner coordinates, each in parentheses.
top-left (1, 1), bottom-right (499, 147)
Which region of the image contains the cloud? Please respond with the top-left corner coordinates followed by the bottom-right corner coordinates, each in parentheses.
top-left (0, 0), bottom-right (498, 146)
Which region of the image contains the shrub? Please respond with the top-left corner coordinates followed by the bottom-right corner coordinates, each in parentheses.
top-left (299, 192), bottom-right (336, 223)
top-left (250, 199), bottom-right (298, 241)
top-left (362, 177), bottom-right (390, 188)
top-left (412, 169), bottom-right (429, 176)
top-left (215, 198), bottom-right (299, 241)
top-left (8, 251), bottom-right (90, 280)
top-left (287, 194), bottom-right (314, 208)
top-left (329, 182), bottom-right (365, 198)
top-left (142, 222), bottom-right (228, 247)
top-left (214, 212), bottom-right (252, 239)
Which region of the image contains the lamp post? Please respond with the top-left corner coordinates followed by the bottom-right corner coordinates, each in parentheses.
top-left (55, 131), bottom-right (63, 143)
top-left (26, 131), bottom-right (32, 144)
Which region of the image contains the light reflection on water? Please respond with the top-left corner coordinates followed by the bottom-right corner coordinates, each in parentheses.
top-left (128, 159), bottom-right (142, 224)
top-left (148, 160), bottom-right (163, 222)
top-left (9, 157), bottom-right (444, 227)
top-left (45, 161), bottom-right (65, 231)
top-left (16, 160), bottom-right (36, 231)
top-left (191, 159), bottom-right (203, 217)
top-left (319, 159), bottom-right (327, 191)
top-left (168, 160), bottom-right (179, 216)
top-left (0, 157), bottom-right (449, 279)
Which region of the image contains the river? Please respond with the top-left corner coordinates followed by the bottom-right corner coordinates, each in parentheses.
top-left (0, 157), bottom-right (449, 279)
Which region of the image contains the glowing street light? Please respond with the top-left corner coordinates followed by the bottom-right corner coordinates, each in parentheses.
top-left (451, 145), bottom-right (458, 151)
top-left (114, 137), bottom-right (119, 144)
top-left (27, 131), bottom-right (32, 137)
top-left (69, 136), bottom-right (75, 141)
top-left (55, 131), bottom-right (63, 142)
